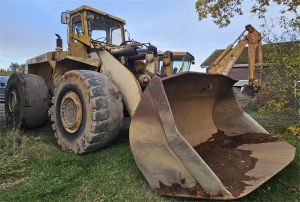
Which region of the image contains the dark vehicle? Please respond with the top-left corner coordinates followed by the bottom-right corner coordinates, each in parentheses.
top-left (0, 76), bottom-right (9, 103)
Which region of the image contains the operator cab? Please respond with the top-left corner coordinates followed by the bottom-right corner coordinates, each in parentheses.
top-left (158, 51), bottom-right (195, 74)
top-left (61, 5), bottom-right (126, 57)
top-left (172, 52), bottom-right (195, 73)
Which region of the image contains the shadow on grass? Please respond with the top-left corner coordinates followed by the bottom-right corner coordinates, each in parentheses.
top-left (21, 121), bottom-right (59, 148)
top-left (11, 117), bottom-right (132, 151)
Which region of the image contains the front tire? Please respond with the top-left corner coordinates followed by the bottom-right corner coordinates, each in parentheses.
top-left (50, 70), bottom-right (123, 154)
top-left (5, 73), bottom-right (50, 128)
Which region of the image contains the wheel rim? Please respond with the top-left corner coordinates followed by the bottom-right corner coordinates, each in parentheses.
top-left (60, 91), bottom-right (83, 133)
top-left (8, 90), bottom-right (18, 113)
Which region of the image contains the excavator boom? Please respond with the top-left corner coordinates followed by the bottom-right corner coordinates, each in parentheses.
top-left (208, 25), bottom-right (263, 96)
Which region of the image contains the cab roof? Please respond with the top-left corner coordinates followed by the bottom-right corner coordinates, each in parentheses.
top-left (173, 52), bottom-right (195, 61)
top-left (69, 5), bottom-right (126, 24)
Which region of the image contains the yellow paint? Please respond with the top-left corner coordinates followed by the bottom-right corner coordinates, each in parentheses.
top-left (60, 91), bottom-right (83, 134)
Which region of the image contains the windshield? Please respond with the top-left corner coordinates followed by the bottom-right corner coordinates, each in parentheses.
top-left (87, 11), bottom-right (123, 45)
top-left (173, 60), bottom-right (191, 73)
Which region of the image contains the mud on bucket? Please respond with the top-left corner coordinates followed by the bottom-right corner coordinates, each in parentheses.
top-left (129, 72), bottom-right (295, 199)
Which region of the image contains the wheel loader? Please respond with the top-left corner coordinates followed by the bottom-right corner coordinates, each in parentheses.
top-left (5, 5), bottom-right (295, 200)
top-left (167, 51), bottom-right (195, 73)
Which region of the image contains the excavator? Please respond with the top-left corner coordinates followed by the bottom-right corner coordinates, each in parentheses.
top-left (208, 24), bottom-right (263, 97)
top-left (5, 5), bottom-right (295, 200)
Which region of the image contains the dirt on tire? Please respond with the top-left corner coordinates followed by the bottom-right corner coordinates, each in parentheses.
top-left (5, 73), bottom-right (49, 128)
top-left (51, 70), bottom-right (123, 154)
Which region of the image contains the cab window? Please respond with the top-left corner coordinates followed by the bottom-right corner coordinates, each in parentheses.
top-left (72, 15), bottom-right (83, 35)
top-left (87, 11), bottom-right (123, 45)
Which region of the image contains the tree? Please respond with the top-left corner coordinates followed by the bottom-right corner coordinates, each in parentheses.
top-left (195, 0), bottom-right (299, 28)
top-left (0, 69), bottom-right (12, 76)
top-left (9, 63), bottom-right (19, 72)
top-left (9, 63), bottom-right (25, 73)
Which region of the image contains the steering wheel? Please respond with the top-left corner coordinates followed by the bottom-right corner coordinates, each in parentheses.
top-left (120, 40), bottom-right (135, 46)
top-left (92, 37), bottom-right (107, 43)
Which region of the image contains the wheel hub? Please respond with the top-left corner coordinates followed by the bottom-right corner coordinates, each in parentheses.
top-left (8, 90), bottom-right (18, 113)
top-left (60, 91), bottom-right (83, 133)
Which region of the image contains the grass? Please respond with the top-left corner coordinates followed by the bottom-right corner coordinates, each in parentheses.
top-left (0, 112), bottom-right (299, 201)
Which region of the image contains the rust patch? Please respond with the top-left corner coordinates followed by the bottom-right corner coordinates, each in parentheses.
top-left (156, 181), bottom-right (222, 198)
top-left (194, 131), bottom-right (278, 197)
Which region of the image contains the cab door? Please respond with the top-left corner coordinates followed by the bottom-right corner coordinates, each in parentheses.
top-left (68, 14), bottom-right (89, 58)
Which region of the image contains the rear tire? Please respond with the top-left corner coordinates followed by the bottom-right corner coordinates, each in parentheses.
top-left (5, 73), bottom-right (50, 128)
top-left (50, 70), bottom-right (123, 154)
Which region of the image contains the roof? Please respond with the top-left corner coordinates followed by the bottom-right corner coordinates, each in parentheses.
top-left (69, 5), bottom-right (126, 24)
top-left (201, 41), bottom-right (300, 68)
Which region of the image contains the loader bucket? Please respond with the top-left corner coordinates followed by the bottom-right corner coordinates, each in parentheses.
top-left (129, 72), bottom-right (295, 199)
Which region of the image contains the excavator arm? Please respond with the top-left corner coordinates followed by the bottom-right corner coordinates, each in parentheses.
top-left (208, 25), bottom-right (263, 96)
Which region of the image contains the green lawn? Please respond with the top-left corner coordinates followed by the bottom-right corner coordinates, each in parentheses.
top-left (0, 113), bottom-right (299, 201)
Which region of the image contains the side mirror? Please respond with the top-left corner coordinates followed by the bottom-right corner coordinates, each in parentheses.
top-left (61, 12), bottom-right (70, 24)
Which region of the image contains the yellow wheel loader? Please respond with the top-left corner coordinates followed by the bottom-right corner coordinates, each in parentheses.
top-left (5, 5), bottom-right (295, 200)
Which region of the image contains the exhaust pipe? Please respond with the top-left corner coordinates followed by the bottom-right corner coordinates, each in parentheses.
top-left (55, 34), bottom-right (63, 50)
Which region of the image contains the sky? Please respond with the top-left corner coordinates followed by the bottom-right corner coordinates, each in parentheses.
top-left (0, 0), bottom-right (285, 72)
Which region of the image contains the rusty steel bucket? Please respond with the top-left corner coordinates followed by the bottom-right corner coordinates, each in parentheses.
top-left (129, 72), bottom-right (295, 199)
